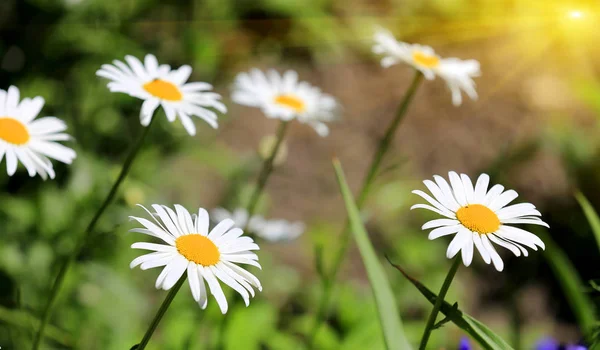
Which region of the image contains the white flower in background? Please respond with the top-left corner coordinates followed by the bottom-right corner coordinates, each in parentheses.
top-left (252, 217), bottom-right (305, 242)
top-left (412, 172), bottom-right (547, 271)
top-left (129, 204), bottom-right (262, 313)
top-left (372, 29), bottom-right (480, 106)
top-left (231, 69), bottom-right (338, 137)
top-left (0, 86), bottom-right (76, 179)
top-left (211, 207), bottom-right (257, 229)
top-left (212, 207), bottom-right (304, 242)
top-left (96, 54), bottom-right (226, 135)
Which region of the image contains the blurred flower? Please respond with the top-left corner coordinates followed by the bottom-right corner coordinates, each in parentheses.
top-left (372, 28), bottom-right (480, 106)
top-left (231, 69), bottom-right (338, 136)
top-left (212, 207), bottom-right (304, 242)
top-left (0, 86), bottom-right (76, 179)
top-left (535, 337), bottom-right (587, 350)
top-left (96, 54), bottom-right (226, 135)
top-left (251, 217), bottom-right (305, 242)
top-left (458, 337), bottom-right (471, 350)
top-left (412, 171), bottom-right (547, 271)
top-left (211, 207), bottom-right (256, 229)
top-left (129, 204), bottom-right (262, 313)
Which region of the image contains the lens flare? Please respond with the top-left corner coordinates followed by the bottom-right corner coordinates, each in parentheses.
top-left (567, 10), bottom-right (584, 19)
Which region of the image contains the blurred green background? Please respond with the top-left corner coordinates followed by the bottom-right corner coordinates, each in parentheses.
top-left (1, 0), bottom-right (600, 349)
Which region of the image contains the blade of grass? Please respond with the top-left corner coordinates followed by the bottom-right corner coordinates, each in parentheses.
top-left (536, 229), bottom-right (597, 335)
top-left (0, 305), bottom-right (72, 347)
top-left (575, 191), bottom-right (600, 253)
top-left (388, 258), bottom-right (514, 350)
top-left (332, 159), bottom-right (412, 350)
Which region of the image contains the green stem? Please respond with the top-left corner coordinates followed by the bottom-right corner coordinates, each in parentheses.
top-left (136, 276), bottom-right (186, 350)
top-left (307, 71), bottom-right (423, 348)
top-left (419, 258), bottom-right (460, 350)
top-left (244, 120), bottom-right (290, 228)
top-left (32, 118), bottom-right (156, 350)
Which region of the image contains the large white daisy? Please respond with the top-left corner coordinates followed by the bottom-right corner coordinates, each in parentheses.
top-left (0, 86), bottom-right (76, 180)
top-left (411, 172), bottom-right (548, 271)
top-left (372, 29), bottom-right (480, 106)
top-left (129, 204), bottom-right (262, 313)
top-left (231, 69), bottom-right (338, 137)
top-left (212, 207), bottom-right (304, 242)
top-left (96, 54), bottom-right (226, 135)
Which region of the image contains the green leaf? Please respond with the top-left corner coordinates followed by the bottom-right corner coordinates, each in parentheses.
top-left (387, 259), bottom-right (514, 350)
top-left (575, 191), bottom-right (600, 253)
top-left (537, 229), bottom-right (597, 334)
top-left (332, 159), bottom-right (412, 350)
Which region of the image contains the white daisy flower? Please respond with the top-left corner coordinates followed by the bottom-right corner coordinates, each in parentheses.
top-left (251, 217), bottom-right (305, 242)
top-left (231, 69), bottom-right (338, 137)
top-left (411, 172), bottom-right (548, 271)
top-left (211, 207), bottom-right (256, 229)
top-left (0, 86), bottom-right (76, 180)
top-left (211, 208), bottom-right (304, 242)
top-left (372, 29), bottom-right (481, 106)
top-left (129, 204), bottom-right (262, 313)
top-left (96, 54), bottom-right (226, 135)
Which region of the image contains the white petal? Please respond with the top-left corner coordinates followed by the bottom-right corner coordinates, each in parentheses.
top-left (424, 179), bottom-right (460, 211)
top-left (449, 171), bottom-right (468, 206)
top-left (422, 218), bottom-right (460, 230)
top-left (412, 190), bottom-right (455, 217)
top-left (460, 174), bottom-right (475, 204)
top-left (208, 219), bottom-right (235, 240)
top-left (473, 174), bottom-right (490, 203)
top-left (410, 204), bottom-right (455, 219)
top-left (461, 229), bottom-right (474, 266)
top-left (161, 255), bottom-right (188, 290)
top-left (472, 232), bottom-right (491, 264)
top-left (428, 224), bottom-right (462, 240)
top-left (196, 208), bottom-right (209, 236)
top-left (131, 242), bottom-right (176, 252)
top-left (489, 190), bottom-right (519, 211)
top-left (201, 266), bottom-right (228, 314)
top-left (481, 235), bottom-right (504, 271)
top-left (488, 234), bottom-right (521, 257)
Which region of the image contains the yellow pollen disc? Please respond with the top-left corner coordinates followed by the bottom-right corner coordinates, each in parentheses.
top-left (175, 234), bottom-right (220, 266)
top-left (412, 51), bottom-right (440, 68)
top-left (0, 117), bottom-right (30, 145)
top-left (274, 94), bottom-right (306, 112)
top-left (143, 79), bottom-right (183, 101)
top-left (456, 204), bottom-right (500, 234)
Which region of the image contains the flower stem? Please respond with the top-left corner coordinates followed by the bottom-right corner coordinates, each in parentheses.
top-left (419, 257), bottom-right (460, 350)
top-left (136, 276), bottom-right (186, 350)
top-left (307, 71), bottom-right (422, 348)
top-left (244, 120), bottom-right (290, 225)
top-left (31, 118), bottom-right (156, 350)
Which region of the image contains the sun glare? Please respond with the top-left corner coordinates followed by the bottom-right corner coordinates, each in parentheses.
top-left (567, 10), bottom-right (584, 19)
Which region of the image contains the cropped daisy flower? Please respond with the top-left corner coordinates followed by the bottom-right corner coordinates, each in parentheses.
top-left (211, 208), bottom-right (304, 242)
top-left (411, 171), bottom-right (547, 271)
top-left (372, 28), bottom-right (480, 106)
top-left (231, 69), bottom-right (338, 136)
top-left (129, 204), bottom-right (262, 313)
top-left (96, 54), bottom-right (226, 135)
top-left (0, 86), bottom-right (76, 179)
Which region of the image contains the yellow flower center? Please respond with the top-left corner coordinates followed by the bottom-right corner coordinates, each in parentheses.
top-left (456, 204), bottom-right (500, 234)
top-left (143, 79), bottom-right (183, 101)
top-left (0, 117), bottom-right (30, 145)
top-left (274, 94), bottom-right (306, 112)
top-left (175, 234), bottom-right (220, 266)
top-left (412, 51), bottom-right (440, 68)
